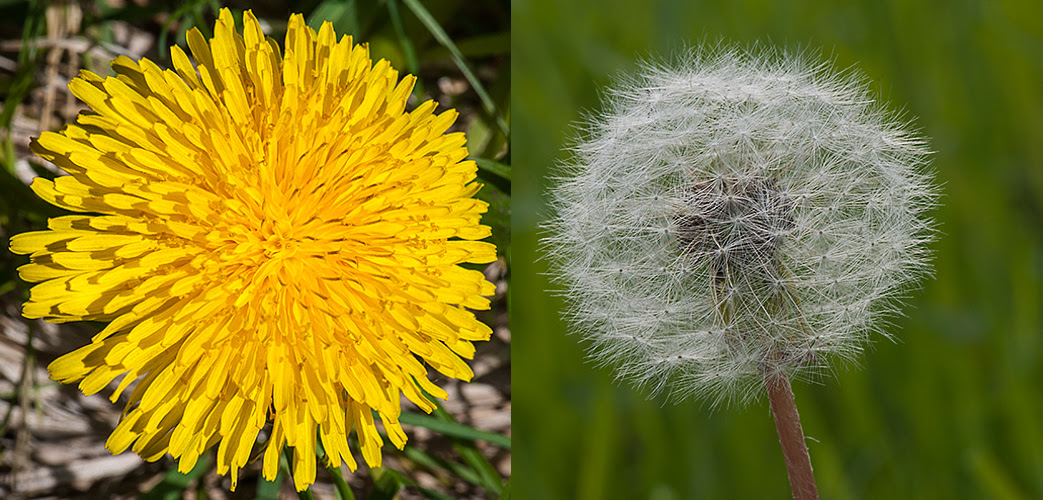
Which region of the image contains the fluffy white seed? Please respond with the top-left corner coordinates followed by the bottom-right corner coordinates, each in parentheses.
top-left (542, 45), bottom-right (938, 406)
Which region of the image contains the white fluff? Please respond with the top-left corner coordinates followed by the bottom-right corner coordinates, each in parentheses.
top-left (542, 45), bottom-right (938, 406)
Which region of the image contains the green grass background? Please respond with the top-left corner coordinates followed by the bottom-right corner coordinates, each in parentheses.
top-left (512, 0), bottom-right (1043, 498)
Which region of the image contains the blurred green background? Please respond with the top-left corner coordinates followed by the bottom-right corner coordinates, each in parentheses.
top-left (513, 0), bottom-right (1043, 498)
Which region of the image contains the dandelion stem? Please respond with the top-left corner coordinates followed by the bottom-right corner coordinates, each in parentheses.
top-left (765, 371), bottom-right (819, 500)
top-left (327, 464), bottom-right (356, 500)
top-left (284, 447), bottom-right (315, 500)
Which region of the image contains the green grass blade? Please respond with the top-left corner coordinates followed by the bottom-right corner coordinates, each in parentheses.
top-left (400, 0), bottom-right (509, 140)
top-left (0, 0), bottom-right (44, 130)
top-left (92, 2), bottom-right (165, 23)
top-left (157, 0), bottom-right (209, 59)
top-left (416, 488), bottom-right (458, 500)
top-left (370, 466), bottom-right (458, 500)
top-left (139, 454), bottom-right (213, 500)
top-left (452, 440), bottom-right (503, 495)
top-left (307, 0), bottom-right (360, 36)
top-left (420, 31), bottom-right (510, 59)
top-left (399, 411), bottom-right (511, 449)
top-left (369, 467), bottom-right (407, 500)
top-left (386, 0), bottom-right (420, 75)
top-left (500, 476), bottom-right (512, 499)
top-left (0, 167), bottom-right (64, 223)
top-left (401, 443), bottom-right (484, 485)
top-left (473, 158), bottom-right (511, 183)
top-left (428, 407), bottom-right (504, 495)
top-left (255, 459), bottom-right (285, 500)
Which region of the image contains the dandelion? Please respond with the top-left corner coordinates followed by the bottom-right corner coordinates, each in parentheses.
top-left (543, 45), bottom-right (936, 498)
top-left (9, 9), bottom-right (496, 491)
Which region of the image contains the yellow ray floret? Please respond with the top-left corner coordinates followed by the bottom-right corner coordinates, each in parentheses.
top-left (11, 8), bottom-right (497, 491)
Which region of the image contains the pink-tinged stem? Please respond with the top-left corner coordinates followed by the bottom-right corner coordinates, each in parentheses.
top-left (765, 371), bottom-right (820, 500)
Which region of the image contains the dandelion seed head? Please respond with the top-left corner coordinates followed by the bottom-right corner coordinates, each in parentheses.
top-left (543, 45), bottom-right (937, 406)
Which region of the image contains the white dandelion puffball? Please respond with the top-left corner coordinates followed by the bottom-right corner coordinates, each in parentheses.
top-left (543, 46), bottom-right (938, 405)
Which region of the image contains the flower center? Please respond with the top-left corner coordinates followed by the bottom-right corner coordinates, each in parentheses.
top-left (675, 175), bottom-right (794, 279)
top-left (263, 232), bottom-right (301, 261)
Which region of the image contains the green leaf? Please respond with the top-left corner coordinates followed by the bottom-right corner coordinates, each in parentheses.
top-left (157, 0), bottom-right (214, 59)
top-left (139, 454), bottom-right (212, 500)
top-left (416, 487), bottom-right (458, 500)
top-left (92, 2), bottom-right (165, 23)
top-left (0, 0), bottom-right (44, 131)
top-left (430, 407), bottom-right (504, 495)
top-left (399, 411), bottom-right (511, 450)
top-left (255, 461), bottom-right (284, 500)
top-left (500, 476), bottom-right (512, 500)
top-left (369, 467), bottom-right (407, 500)
top-left (420, 31), bottom-right (511, 60)
top-left (0, 165), bottom-right (65, 222)
top-left (401, 443), bottom-right (484, 485)
top-left (370, 466), bottom-right (459, 500)
top-left (474, 158), bottom-right (511, 184)
top-left (308, 0), bottom-right (360, 35)
top-left (386, 0), bottom-right (420, 79)
top-left (452, 439), bottom-right (504, 495)
top-left (401, 0), bottom-right (509, 140)
top-left (307, 0), bottom-right (383, 37)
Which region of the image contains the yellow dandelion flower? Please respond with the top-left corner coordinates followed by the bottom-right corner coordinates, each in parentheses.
top-left (9, 9), bottom-right (497, 491)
